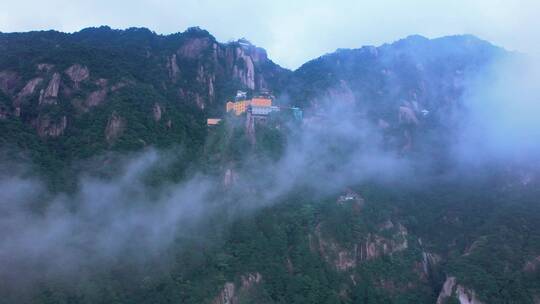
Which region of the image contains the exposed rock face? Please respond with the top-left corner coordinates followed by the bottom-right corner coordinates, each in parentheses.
top-left (96, 78), bottom-right (108, 87)
top-left (65, 64), bottom-right (89, 86)
top-left (436, 277), bottom-right (484, 304)
top-left (212, 273), bottom-right (262, 304)
top-left (0, 71), bottom-right (20, 95)
top-left (13, 78), bottom-right (43, 114)
top-left (36, 63), bottom-right (54, 73)
top-left (36, 115), bottom-right (67, 137)
top-left (223, 167), bottom-right (238, 188)
top-left (152, 103), bottom-right (162, 121)
top-left (16, 78), bottom-right (43, 100)
top-left (85, 88), bottom-right (108, 108)
top-left (240, 272), bottom-right (262, 289)
top-left (358, 222), bottom-right (409, 261)
top-left (247, 46), bottom-right (268, 64)
top-left (336, 246), bottom-right (358, 271)
top-left (437, 276), bottom-right (456, 304)
top-left (105, 113), bottom-right (125, 143)
top-left (195, 93), bottom-right (204, 110)
top-left (1, 27), bottom-right (288, 140)
top-left (313, 218), bottom-right (409, 272)
top-left (213, 282), bottom-right (236, 304)
top-left (163, 34), bottom-right (283, 109)
top-left (313, 224), bottom-right (358, 272)
top-left (39, 73), bottom-right (61, 105)
top-left (421, 251), bottom-right (441, 277)
top-left (208, 74), bottom-right (215, 98)
top-left (232, 47), bottom-right (256, 90)
top-left (399, 105), bottom-right (419, 125)
top-left (178, 37), bottom-right (211, 59)
top-left (166, 54), bottom-right (180, 81)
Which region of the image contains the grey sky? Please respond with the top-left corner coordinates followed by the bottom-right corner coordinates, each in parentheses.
top-left (1, 0), bottom-right (539, 69)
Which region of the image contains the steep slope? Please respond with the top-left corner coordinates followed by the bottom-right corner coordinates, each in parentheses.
top-left (2, 28), bottom-right (538, 304)
top-left (286, 35), bottom-right (508, 153)
top-left (0, 26), bottom-right (290, 188)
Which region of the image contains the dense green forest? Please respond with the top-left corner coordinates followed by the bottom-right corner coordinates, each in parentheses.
top-left (0, 28), bottom-right (539, 304)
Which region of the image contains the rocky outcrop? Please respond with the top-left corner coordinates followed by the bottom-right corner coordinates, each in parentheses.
top-left (358, 222), bottom-right (409, 261)
top-left (212, 273), bottom-right (262, 304)
top-left (312, 224), bottom-right (358, 271)
top-left (223, 167), bottom-right (238, 188)
top-left (1, 27), bottom-right (288, 141)
top-left (13, 78), bottom-right (43, 115)
top-left (65, 64), bottom-right (89, 86)
top-left (0, 71), bottom-right (20, 95)
top-left (80, 78), bottom-right (110, 110)
top-left (16, 78), bottom-right (43, 100)
top-left (240, 272), bottom-right (262, 289)
top-left (85, 88), bottom-right (108, 108)
top-left (398, 105), bottom-right (419, 125)
top-left (35, 115), bottom-right (67, 138)
top-left (36, 63), bottom-right (54, 73)
top-left (166, 54), bottom-right (180, 81)
top-left (208, 74), bottom-right (215, 99)
top-left (232, 47), bottom-right (256, 90)
top-left (39, 73), bottom-right (61, 105)
top-left (213, 282), bottom-right (236, 304)
top-left (152, 103), bottom-right (162, 121)
top-left (437, 277), bottom-right (457, 304)
top-left (312, 212), bottom-right (409, 272)
top-left (105, 113), bottom-right (125, 143)
top-left (194, 93), bottom-right (204, 110)
top-left (178, 37), bottom-right (211, 59)
top-left (421, 251), bottom-right (441, 277)
top-left (436, 277), bottom-right (484, 304)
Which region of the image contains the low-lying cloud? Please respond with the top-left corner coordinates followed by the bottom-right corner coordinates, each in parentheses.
top-left (0, 103), bottom-right (411, 297)
top-left (1, 48), bottom-right (540, 300)
top-left (457, 54), bottom-right (540, 165)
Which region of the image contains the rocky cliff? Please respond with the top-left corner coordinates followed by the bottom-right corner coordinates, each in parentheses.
top-left (436, 277), bottom-right (484, 304)
top-left (0, 27), bottom-right (289, 145)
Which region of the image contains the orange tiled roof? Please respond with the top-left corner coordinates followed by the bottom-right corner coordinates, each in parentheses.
top-left (207, 118), bottom-right (222, 125)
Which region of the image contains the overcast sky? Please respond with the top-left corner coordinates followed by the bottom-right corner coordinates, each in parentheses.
top-left (1, 0), bottom-right (539, 69)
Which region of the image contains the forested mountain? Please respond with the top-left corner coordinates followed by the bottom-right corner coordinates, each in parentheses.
top-left (0, 26), bottom-right (289, 189)
top-left (0, 27), bottom-right (539, 304)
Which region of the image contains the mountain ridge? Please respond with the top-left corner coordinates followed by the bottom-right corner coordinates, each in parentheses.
top-left (1, 26), bottom-right (540, 304)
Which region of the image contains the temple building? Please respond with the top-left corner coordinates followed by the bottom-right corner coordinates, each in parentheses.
top-left (226, 96), bottom-right (273, 116)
